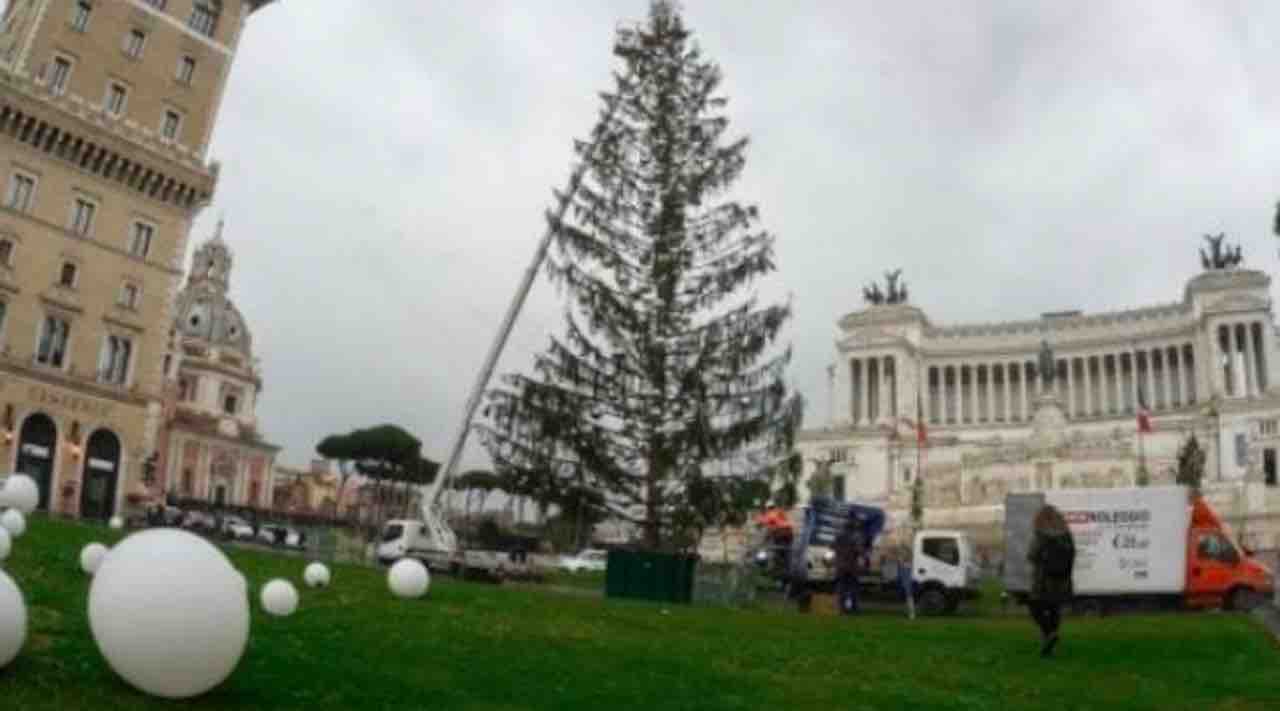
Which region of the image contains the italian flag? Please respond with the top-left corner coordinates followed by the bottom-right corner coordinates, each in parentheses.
top-left (898, 393), bottom-right (927, 444)
top-left (1137, 384), bottom-right (1153, 434)
top-left (915, 392), bottom-right (927, 444)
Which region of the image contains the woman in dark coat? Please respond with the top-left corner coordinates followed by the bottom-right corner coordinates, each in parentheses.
top-left (1027, 504), bottom-right (1075, 657)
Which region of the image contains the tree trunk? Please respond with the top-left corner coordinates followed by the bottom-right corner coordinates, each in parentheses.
top-left (645, 445), bottom-right (661, 550)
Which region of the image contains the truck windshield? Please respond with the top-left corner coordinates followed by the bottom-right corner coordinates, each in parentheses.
top-left (1196, 532), bottom-right (1240, 565)
top-left (922, 537), bottom-right (960, 566)
top-left (381, 524), bottom-right (404, 543)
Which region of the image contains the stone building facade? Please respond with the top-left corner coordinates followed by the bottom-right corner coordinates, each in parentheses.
top-left (157, 223), bottom-right (277, 507)
top-left (797, 255), bottom-right (1280, 554)
top-left (272, 459), bottom-right (343, 516)
top-left (0, 0), bottom-right (273, 519)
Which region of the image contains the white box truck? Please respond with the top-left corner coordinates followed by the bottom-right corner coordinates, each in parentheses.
top-left (1004, 485), bottom-right (1273, 612)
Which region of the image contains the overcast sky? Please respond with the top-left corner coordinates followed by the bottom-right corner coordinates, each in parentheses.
top-left (195, 1), bottom-right (1280, 471)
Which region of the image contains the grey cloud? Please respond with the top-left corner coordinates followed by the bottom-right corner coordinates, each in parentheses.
top-left (182, 1), bottom-right (1280, 469)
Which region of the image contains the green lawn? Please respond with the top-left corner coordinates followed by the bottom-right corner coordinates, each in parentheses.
top-left (2, 516), bottom-right (1277, 711)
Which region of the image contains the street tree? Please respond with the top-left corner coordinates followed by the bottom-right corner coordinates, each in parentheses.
top-left (478, 1), bottom-right (801, 551)
top-left (771, 452), bottom-right (803, 509)
top-left (805, 459), bottom-right (834, 500)
top-left (1176, 434), bottom-right (1207, 493)
top-left (316, 432), bottom-right (359, 517)
top-left (317, 425), bottom-right (438, 526)
top-left (910, 474), bottom-right (924, 529)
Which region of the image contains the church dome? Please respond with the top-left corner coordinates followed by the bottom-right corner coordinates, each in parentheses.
top-left (173, 220), bottom-right (254, 359)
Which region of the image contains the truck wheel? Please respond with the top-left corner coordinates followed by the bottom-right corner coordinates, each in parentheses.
top-left (1228, 587), bottom-right (1262, 612)
top-left (944, 593), bottom-right (960, 615)
top-left (918, 588), bottom-right (947, 616)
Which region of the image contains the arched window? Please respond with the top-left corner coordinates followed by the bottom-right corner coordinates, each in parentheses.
top-left (188, 1), bottom-right (220, 38)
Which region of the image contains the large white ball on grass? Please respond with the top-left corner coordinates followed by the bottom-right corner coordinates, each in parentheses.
top-left (388, 558), bottom-right (429, 599)
top-left (303, 562), bottom-right (330, 588)
top-left (1, 475), bottom-right (38, 514)
top-left (88, 529), bottom-right (249, 699)
top-left (108, 516), bottom-right (124, 530)
top-left (260, 579), bottom-right (298, 617)
top-left (0, 509), bottom-right (25, 539)
top-left (0, 527), bottom-right (9, 562)
top-left (0, 568), bottom-right (26, 668)
top-left (80, 543), bottom-right (109, 575)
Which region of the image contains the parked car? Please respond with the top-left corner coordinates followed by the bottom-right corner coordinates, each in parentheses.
top-left (222, 516), bottom-right (255, 541)
top-left (160, 506), bottom-right (185, 526)
top-left (559, 549), bottom-right (608, 573)
top-left (181, 510), bottom-right (216, 531)
top-left (257, 524), bottom-right (286, 546)
top-left (282, 527), bottom-right (305, 549)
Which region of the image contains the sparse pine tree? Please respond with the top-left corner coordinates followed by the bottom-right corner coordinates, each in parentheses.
top-left (1175, 434), bottom-right (1206, 492)
top-left (805, 460), bottom-right (834, 500)
top-left (910, 474), bottom-right (924, 529)
top-left (478, 1), bottom-right (800, 551)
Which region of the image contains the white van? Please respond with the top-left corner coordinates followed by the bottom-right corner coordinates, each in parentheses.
top-left (378, 518), bottom-right (527, 580)
top-left (911, 530), bottom-right (982, 614)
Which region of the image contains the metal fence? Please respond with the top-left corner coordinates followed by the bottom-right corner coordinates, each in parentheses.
top-left (693, 560), bottom-right (766, 607)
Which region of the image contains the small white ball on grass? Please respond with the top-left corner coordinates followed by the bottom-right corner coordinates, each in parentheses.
top-left (88, 529), bottom-right (248, 699)
top-left (108, 516), bottom-right (124, 530)
top-left (80, 542), bottom-right (109, 575)
top-left (0, 568), bottom-right (26, 668)
top-left (388, 558), bottom-right (430, 599)
top-left (303, 562), bottom-right (330, 588)
top-left (0, 527), bottom-right (10, 562)
top-left (260, 579), bottom-right (298, 617)
top-left (0, 509), bottom-right (25, 539)
top-left (0, 474), bottom-right (39, 514)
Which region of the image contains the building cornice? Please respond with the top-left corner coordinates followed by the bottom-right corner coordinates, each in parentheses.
top-left (920, 323), bottom-right (1201, 360)
top-left (169, 423), bottom-right (281, 453)
top-left (833, 270), bottom-right (1275, 359)
top-left (0, 358), bottom-right (151, 408)
top-left (180, 357), bottom-right (262, 388)
top-left (838, 304), bottom-right (929, 331)
top-left (0, 73), bottom-right (217, 212)
top-left (926, 301), bottom-right (1189, 340)
top-left (1185, 268), bottom-right (1270, 298)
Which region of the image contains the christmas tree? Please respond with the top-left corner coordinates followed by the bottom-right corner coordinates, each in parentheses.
top-left (478, 1), bottom-right (801, 550)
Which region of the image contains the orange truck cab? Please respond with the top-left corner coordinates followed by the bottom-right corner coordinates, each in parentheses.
top-left (1184, 496), bottom-right (1274, 610)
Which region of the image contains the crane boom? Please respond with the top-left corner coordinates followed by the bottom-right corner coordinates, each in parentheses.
top-left (424, 84), bottom-right (631, 516)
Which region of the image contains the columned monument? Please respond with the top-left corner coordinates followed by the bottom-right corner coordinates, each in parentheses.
top-left (795, 241), bottom-right (1280, 560)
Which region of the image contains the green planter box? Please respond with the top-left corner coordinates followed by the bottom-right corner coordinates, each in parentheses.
top-left (605, 549), bottom-right (697, 604)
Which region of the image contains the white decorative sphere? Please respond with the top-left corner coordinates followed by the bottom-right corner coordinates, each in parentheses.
top-left (1, 475), bottom-right (38, 514)
top-left (0, 509), bottom-right (25, 539)
top-left (388, 558), bottom-right (429, 599)
top-left (0, 568), bottom-right (26, 668)
top-left (0, 527), bottom-right (9, 562)
top-left (88, 529), bottom-right (249, 699)
top-left (260, 579), bottom-right (298, 617)
top-left (108, 516), bottom-right (124, 530)
top-left (303, 562), bottom-right (330, 588)
top-left (80, 543), bottom-right (109, 575)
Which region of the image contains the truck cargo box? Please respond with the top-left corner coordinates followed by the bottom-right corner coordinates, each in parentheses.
top-left (1005, 486), bottom-right (1190, 597)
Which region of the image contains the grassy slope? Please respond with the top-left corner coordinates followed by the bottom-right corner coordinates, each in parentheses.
top-left (2, 517), bottom-right (1277, 711)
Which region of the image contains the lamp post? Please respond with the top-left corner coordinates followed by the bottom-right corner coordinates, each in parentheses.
top-left (1203, 399), bottom-right (1223, 483)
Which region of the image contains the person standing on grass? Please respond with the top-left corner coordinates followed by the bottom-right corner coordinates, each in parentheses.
top-left (1027, 504), bottom-right (1075, 657)
top-left (834, 520), bottom-right (866, 615)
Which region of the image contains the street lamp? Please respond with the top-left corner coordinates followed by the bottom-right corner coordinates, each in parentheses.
top-left (1203, 398), bottom-right (1223, 483)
